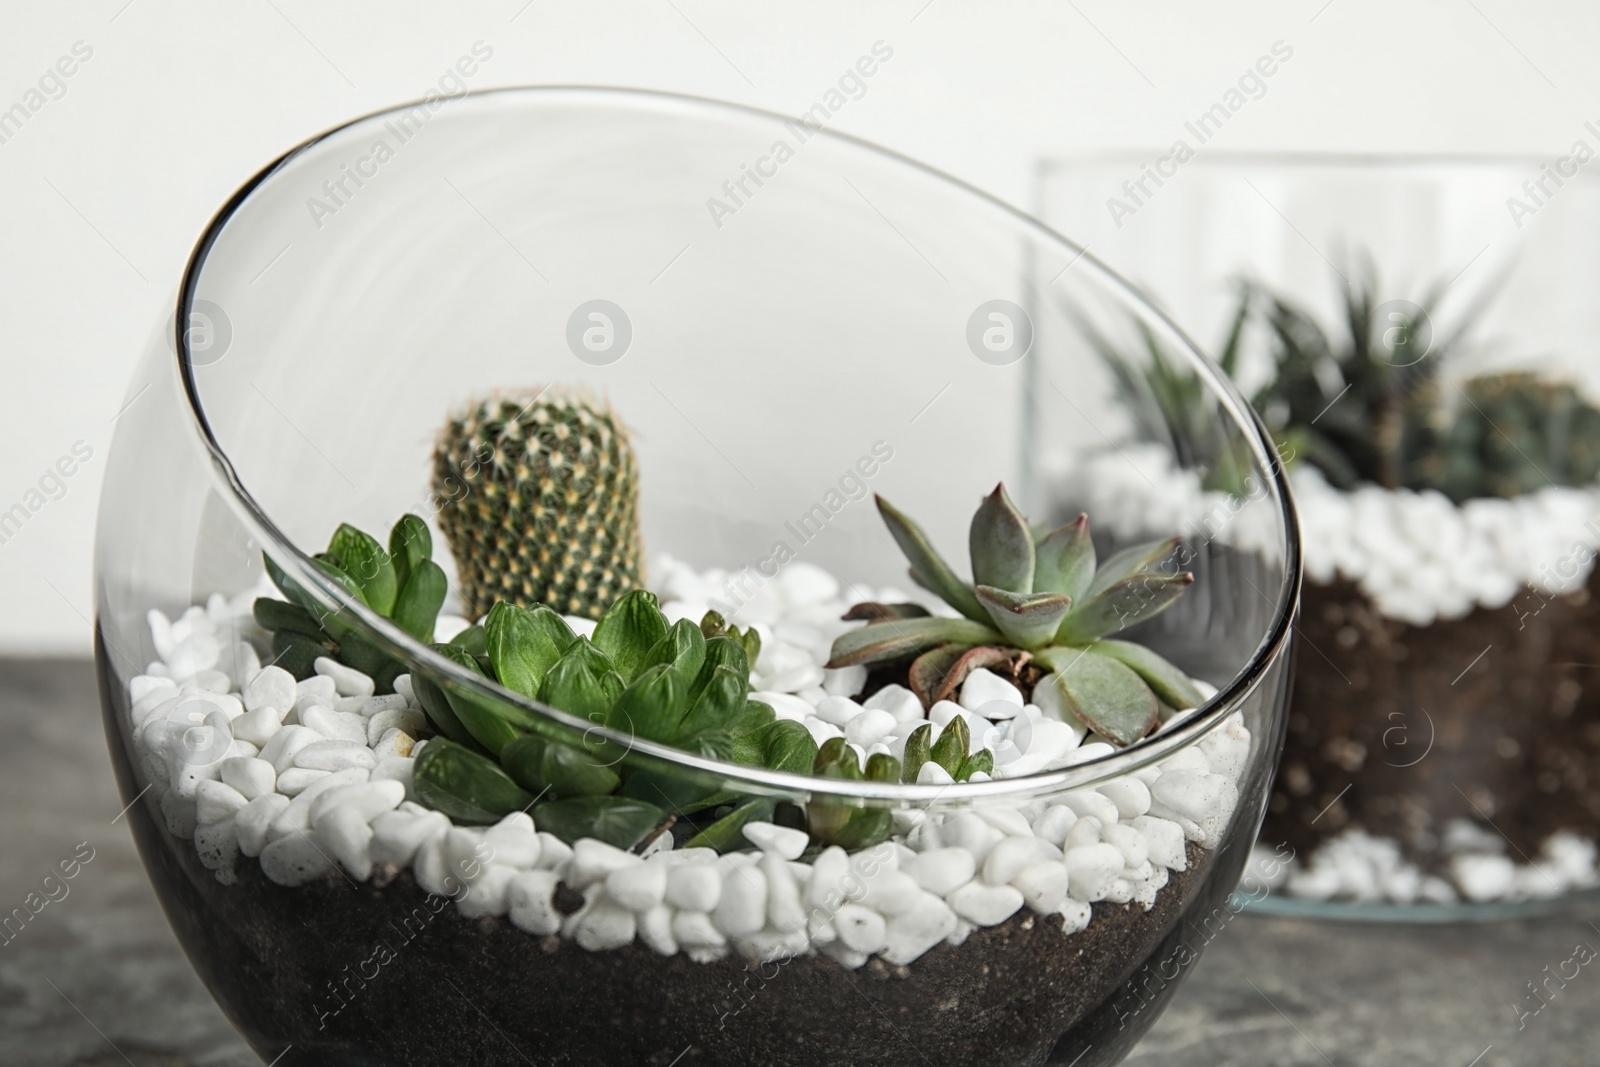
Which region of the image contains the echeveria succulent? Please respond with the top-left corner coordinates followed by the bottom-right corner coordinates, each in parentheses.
top-left (827, 485), bottom-right (1205, 746)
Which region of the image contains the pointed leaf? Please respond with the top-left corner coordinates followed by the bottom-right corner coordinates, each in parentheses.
top-left (699, 610), bottom-right (730, 640)
top-left (535, 641), bottom-right (615, 721)
top-left (1093, 638), bottom-right (1206, 710)
top-left (409, 654), bottom-right (476, 747)
top-left (533, 795), bottom-right (666, 849)
top-left (606, 663), bottom-right (686, 745)
top-left (412, 738), bottom-right (534, 824)
top-left (825, 617), bottom-right (1001, 669)
top-left (974, 585), bottom-right (1074, 649)
top-left (253, 597), bottom-right (323, 641)
top-left (689, 636), bottom-right (749, 707)
top-left (762, 719), bottom-right (819, 774)
top-left (969, 483), bottom-right (1035, 593)
top-left (911, 644), bottom-right (1020, 708)
top-left (1086, 537), bottom-right (1180, 598)
top-left (864, 753), bottom-right (901, 783)
top-left (684, 799), bottom-right (777, 852)
top-left (678, 663), bottom-right (750, 741)
top-left (900, 723), bottom-right (933, 782)
top-left (956, 749), bottom-right (993, 781)
top-left (841, 602), bottom-right (933, 622)
top-left (642, 618), bottom-right (707, 701)
top-left (875, 495), bottom-right (988, 622)
top-left (827, 809), bottom-right (893, 851)
top-left (529, 606), bottom-right (580, 657)
top-left (327, 524), bottom-right (398, 616)
top-left (728, 700), bottom-right (776, 765)
top-left (1033, 514), bottom-right (1096, 601)
top-left (388, 513), bottom-right (432, 590)
top-left (1057, 572), bottom-right (1194, 643)
top-left (929, 717), bottom-right (970, 775)
top-left (1046, 650), bottom-right (1160, 746)
top-left (449, 623), bottom-right (488, 658)
top-left (391, 559), bottom-right (447, 641)
top-left (591, 589), bottom-right (669, 682)
top-left (484, 602), bottom-right (564, 697)
top-left (500, 735), bottom-right (620, 798)
top-left (430, 643), bottom-right (533, 755)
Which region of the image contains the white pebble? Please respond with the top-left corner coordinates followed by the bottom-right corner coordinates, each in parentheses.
top-left (833, 903), bottom-right (887, 953)
top-left (743, 821), bottom-right (809, 860)
top-left (861, 870), bottom-right (922, 916)
top-left (229, 707), bottom-right (284, 748)
top-left (367, 708), bottom-right (427, 747)
top-left (917, 761), bottom-right (954, 786)
top-left (1014, 861), bottom-right (1069, 913)
top-left (1033, 805), bottom-right (1079, 846)
top-left (751, 691), bottom-right (816, 722)
top-left (880, 893), bottom-right (957, 965)
top-left (301, 705), bottom-right (368, 745)
top-left (314, 656), bottom-right (375, 697)
top-left (235, 795), bottom-right (290, 857)
top-left (948, 880), bottom-right (1024, 925)
top-left (606, 864), bottom-right (667, 911)
top-left (763, 852), bottom-right (808, 931)
top-left (294, 740), bottom-right (377, 772)
top-left (906, 848), bottom-right (977, 896)
top-left (482, 812), bottom-right (541, 869)
top-left (960, 668), bottom-right (1022, 711)
top-left (715, 866), bottom-right (768, 936)
top-left (672, 910), bottom-right (727, 948)
top-left (844, 708), bottom-right (897, 746)
top-left (371, 755), bottom-right (414, 784)
top-left (294, 675), bottom-right (338, 714)
top-left (243, 665), bottom-right (297, 713)
top-left (822, 665), bottom-right (868, 698)
top-left (195, 779), bottom-right (248, 825)
top-left (666, 864), bottom-right (722, 912)
top-left (373, 729), bottom-right (414, 760)
top-left (982, 836), bottom-right (1060, 885)
top-left (1453, 853), bottom-right (1517, 902)
top-left (310, 779), bottom-right (406, 825)
top-left (813, 696), bottom-right (865, 727)
top-left (370, 808), bottom-right (449, 868)
top-left (1132, 816), bottom-right (1188, 872)
top-left (1102, 824), bottom-right (1150, 869)
top-left (864, 684), bottom-right (924, 723)
top-left (457, 864), bottom-right (516, 918)
top-left (1098, 778), bottom-right (1152, 820)
top-left (507, 870), bottom-right (564, 934)
top-left (276, 768), bottom-right (332, 796)
top-left (317, 806), bottom-right (374, 880)
top-left (1065, 843), bottom-right (1126, 902)
top-left (1063, 789), bottom-right (1122, 827)
top-left (220, 757), bottom-right (276, 800)
top-left (569, 839), bottom-right (640, 887)
top-left (261, 724), bottom-right (321, 774)
top-left (260, 834), bottom-right (333, 886)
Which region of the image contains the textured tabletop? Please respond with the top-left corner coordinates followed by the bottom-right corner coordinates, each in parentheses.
top-left (3, 658), bottom-right (1595, 1066)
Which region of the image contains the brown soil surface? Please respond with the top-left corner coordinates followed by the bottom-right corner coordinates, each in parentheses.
top-left (1261, 574), bottom-right (1600, 867)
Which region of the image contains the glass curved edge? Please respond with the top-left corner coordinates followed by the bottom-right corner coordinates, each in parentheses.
top-left (1231, 884), bottom-right (1600, 924)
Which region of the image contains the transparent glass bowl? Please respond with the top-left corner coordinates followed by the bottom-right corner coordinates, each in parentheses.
top-left (1038, 152), bottom-right (1600, 920)
top-left (96, 90), bottom-right (1298, 1065)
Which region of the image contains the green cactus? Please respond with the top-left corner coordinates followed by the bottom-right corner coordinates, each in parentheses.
top-left (432, 390), bottom-right (643, 622)
top-left (827, 485), bottom-right (1204, 747)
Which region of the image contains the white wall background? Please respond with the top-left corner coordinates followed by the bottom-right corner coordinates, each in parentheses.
top-left (2, 0), bottom-right (1595, 654)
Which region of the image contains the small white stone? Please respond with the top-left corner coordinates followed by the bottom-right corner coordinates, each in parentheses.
top-left (606, 863), bottom-right (667, 911)
top-left (880, 892), bottom-right (958, 965)
top-left (742, 821), bottom-right (808, 860)
top-left (1453, 853), bottom-right (1517, 902)
top-left (534, 832), bottom-right (574, 872)
top-left (569, 839), bottom-right (640, 887)
top-left (1013, 861), bottom-right (1069, 913)
top-left (1097, 778), bottom-right (1152, 820)
top-left (371, 755), bottom-right (414, 784)
top-left (314, 656), bottom-right (375, 697)
top-left (481, 812), bottom-right (541, 869)
top-left (814, 695), bottom-right (866, 727)
top-left (373, 729), bottom-right (414, 760)
top-left (976, 808), bottom-right (1034, 837)
top-left (370, 808), bottom-right (449, 868)
top-left (833, 903), bottom-right (887, 953)
top-left (1062, 789), bottom-right (1122, 826)
top-left (235, 794), bottom-right (290, 857)
top-left (506, 869), bottom-right (563, 935)
top-left (193, 819), bottom-right (238, 872)
top-left (310, 779), bottom-right (406, 825)
top-left (1161, 747), bottom-right (1211, 775)
top-left (220, 757), bottom-right (276, 801)
top-left (1032, 805), bottom-right (1079, 846)
top-left (763, 851), bottom-right (808, 932)
top-left (928, 700), bottom-right (967, 730)
top-left (260, 834), bottom-right (333, 886)
top-left (243, 665), bottom-right (297, 714)
top-left (294, 740), bottom-right (378, 773)
top-left (666, 864), bottom-right (722, 912)
top-left (129, 674), bottom-right (176, 704)
top-left (906, 848), bottom-right (977, 896)
top-left (637, 904), bottom-right (678, 956)
top-left (844, 708), bottom-right (897, 746)
top-left (960, 668), bottom-right (1022, 711)
top-left (751, 691), bottom-right (816, 722)
top-left (672, 910), bottom-right (727, 948)
top-left (917, 761), bottom-right (954, 785)
top-left (982, 836), bottom-right (1060, 886)
top-left (317, 805), bottom-right (375, 880)
top-left (276, 768), bottom-right (332, 796)
top-left (261, 724), bottom-right (322, 774)
top-left (1102, 824), bottom-right (1150, 869)
top-left (802, 716), bottom-right (844, 746)
top-left (269, 767), bottom-right (370, 834)
top-left (806, 846), bottom-right (851, 911)
top-left (948, 880), bottom-right (1025, 925)
top-left (822, 664), bottom-right (868, 698)
top-left (294, 675), bottom-right (338, 715)
top-left (195, 780), bottom-right (248, 825)
top-left (1057, 898), bottom-right (1092, 934)
top-left (1132, 815), bottom-right (1188, 871)
top-left (864, 684), bottom-right (925, 723)
top-left (943, 813), bottom-right (1004, 865)
top-left (861, 870), bottom-right (922, 916)
top-left (367, 708), bottom-right (427, 747)
top-left (229, 707), bottom-right (284, 748)
top-left (457, 864), bottom-right (517, 918)
top-left (301, 705), bottom-right (368, 745)
top-left (1066, 843), bottom-right (1127, 902)
top-left (716, 867), bottom-right (769, 936)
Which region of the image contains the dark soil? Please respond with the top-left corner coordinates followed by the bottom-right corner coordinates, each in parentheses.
top-left (1261, 574), bottom-right (1600, 868)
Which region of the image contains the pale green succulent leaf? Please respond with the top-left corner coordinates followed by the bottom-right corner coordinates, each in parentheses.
top-left (1093, 638), bottom-right (1206, 710)
top-left (1033, 514), bottom-right (1096, 602)
top-left (1042, 651), bottom-right (1159, 746)
top-left (875, 494), bottom-right (988, 621)
top-left (968, 483), bottom-right (1036, 593)
top-left (974, 585), bottom-right (1074, 649)
top-left (1085, 537), bottom-right (1180, 598)
top-left (1057, 572), bottom-right (1194, 644)
top-left (825, 617), bottom-right (1002, 668)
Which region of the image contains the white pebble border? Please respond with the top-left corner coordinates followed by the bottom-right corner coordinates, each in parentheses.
top-left (127, 559), bottom-right (1247, 967)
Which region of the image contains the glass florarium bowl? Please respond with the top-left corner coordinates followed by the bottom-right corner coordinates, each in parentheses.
top-left (96, 89), bottom-right (1297, 1066)
top-left (1038, 152), bottom-right (1600, 920)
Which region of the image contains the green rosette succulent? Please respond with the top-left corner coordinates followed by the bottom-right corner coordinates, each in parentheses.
top-left (827, 485), bottom-right (1205, 747)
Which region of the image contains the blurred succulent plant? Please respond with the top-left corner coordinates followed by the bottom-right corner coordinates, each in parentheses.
top-left (1072, 288), bottom-right (1256, 496)
top-left (826, 486), bottom-right (1205, 747)
top-left (254, 513), bottom-right (448, 693)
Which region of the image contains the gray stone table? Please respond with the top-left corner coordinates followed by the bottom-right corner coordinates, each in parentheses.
top-left (2, 658), bottom-right (1595, 1065)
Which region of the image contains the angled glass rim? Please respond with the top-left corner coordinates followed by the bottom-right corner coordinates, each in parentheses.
top-left (172, 85), bottom-right (1302, 803)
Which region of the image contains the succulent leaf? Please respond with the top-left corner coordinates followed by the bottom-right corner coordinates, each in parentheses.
top-left (391, 559), bottom-right (448, 641)
top-left (412, 738), bottom-right (535, 824)
top-left (1057, 572), bottom-right (1194, 644)
top-left (1038, 650), bottom-right (1159, 746)
top-left (908, 644), bottom-right (1019, 708)
top-left (484, 602), bottom-right (565, 698)
top-left (591, 589), bottom-right (670, 683)
top-left (409, 653), bottom-right (477, 747)
top-left (683, 799), bottom-right (778, 852)
top-left (874, 495), bottom-right (988, 622)
top-left (387, 513), bottom-right (432, 590)
top-left (327, 524), bottom-right (398, 616)
top-left (825, 617), bottom-right (1002, 669)
top-left (841, 602), bottom-right (933, 622)
top-left (956, 749), bottom-right (993, 781)
top-left (969, 483), bottom-right (1036, 593)
top-left (727, 700), bottom-right (777, 765)
top-left (677, 664), bottom-right (751, 744)
top-left (1093, 638), bottom-right (1206, 709)
top-left (929, 717), bottom-right (970, 775)
top-left (762, 719), bottom-right (820, 774)
top-left (974, 585), bottom-right (1074, 649)
top-left (535, 640), bottom-right (618, 722)
top-left (1033, 514), bottom-right (1096, 602)
top-left (606, 663), bottom-right (686, 745)
top-left (900, 723), bottom-right (933, 782)
top-left (689, 636), bottom-right (750, 707)
top-left (641, 618), bottom-right (708, 703)
top-left (1084, 537), bottom-right (1180, 599)
top-left (429, 643), bottom-right (531, 755)
top-left (501, 734), bottom-right (620, 798)
top-left (533, 795), bottom-right (666, 849)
